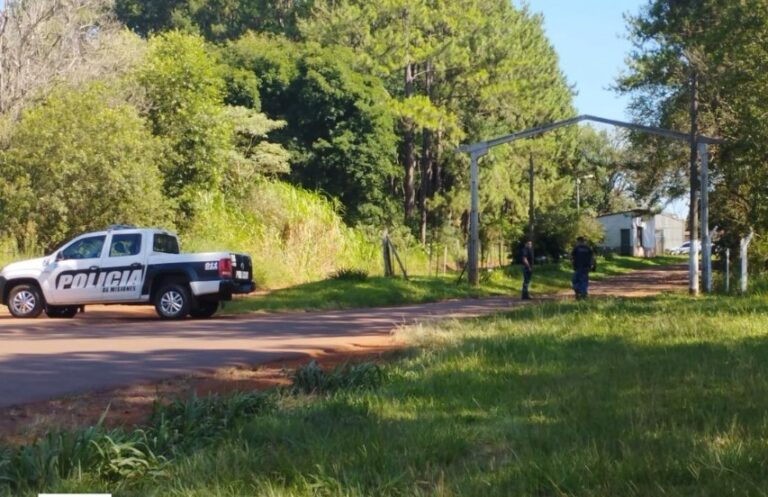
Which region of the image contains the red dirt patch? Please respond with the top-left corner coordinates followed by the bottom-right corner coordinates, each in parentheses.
top-left (0, 343), bottom-right (400, 446)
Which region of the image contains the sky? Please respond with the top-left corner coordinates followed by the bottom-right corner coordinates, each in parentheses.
top-left (526, 0), bottom-right (644, 120)
top-left (526, 0), bottom-right (688, 217)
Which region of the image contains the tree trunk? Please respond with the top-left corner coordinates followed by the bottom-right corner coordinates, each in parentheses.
top-left (402, 63), bottom-right (416, 223)
top-left (418, 59), bottom-right (433, 244)
top-left (433, 129), bottom-right (443, 193)
top-left (419, 128), bottom-right (432, 244)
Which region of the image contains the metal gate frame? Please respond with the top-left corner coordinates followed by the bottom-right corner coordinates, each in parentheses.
top-left (457, 114), bottom-right (722, 294)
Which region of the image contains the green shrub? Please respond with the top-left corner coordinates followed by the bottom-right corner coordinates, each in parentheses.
top-left (330, 268), bottom-right (369, 281)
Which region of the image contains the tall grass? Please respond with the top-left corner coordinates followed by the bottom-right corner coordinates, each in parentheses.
top-left (182, 181), bottom-right (381, 288)
top-left (0, 181), bottom-right (431, 287)
top-left (0, 238), bottom-right (26, 269)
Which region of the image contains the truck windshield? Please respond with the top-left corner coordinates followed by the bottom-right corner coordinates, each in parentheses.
top-left (153, 234), bottom-right (180, 254)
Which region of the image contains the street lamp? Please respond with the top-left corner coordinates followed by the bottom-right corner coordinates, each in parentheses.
top-left (576, 174), bottom-right (594, 215)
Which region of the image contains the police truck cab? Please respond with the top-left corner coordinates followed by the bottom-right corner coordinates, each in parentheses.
top-left (0, 226), bottom-right (255, 319)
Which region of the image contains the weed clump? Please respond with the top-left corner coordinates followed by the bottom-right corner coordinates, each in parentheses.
top-left (330, 268), bottom-right (369, 281)
top-left (0, 392), bottom-right (274, 494)
top-left (147, 391), bottom-right (275, 452)
top-left (291, 360), bottom-right (384, 394)
top-left (0, 425), bottom-right (166, 491)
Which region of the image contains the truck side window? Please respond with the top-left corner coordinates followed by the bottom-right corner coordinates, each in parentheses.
top-left (153, 234), bottom-right (180, 254)
top-left (109, 234), bottom-right (142, 257)
top-left (60, 235), bottom-right (106, 260)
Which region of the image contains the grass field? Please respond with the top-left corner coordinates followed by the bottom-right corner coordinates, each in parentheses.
top-left (224, 255), bottom-right (685, 313)
top-left (6, 281), bottom-right (768, 496)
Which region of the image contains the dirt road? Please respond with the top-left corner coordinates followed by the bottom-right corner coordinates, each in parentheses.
top-left (0, 266), bottom-right (687, 409)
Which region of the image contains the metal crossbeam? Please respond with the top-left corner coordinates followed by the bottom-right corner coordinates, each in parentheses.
top-left (458, 114), bottom-right (721, 293)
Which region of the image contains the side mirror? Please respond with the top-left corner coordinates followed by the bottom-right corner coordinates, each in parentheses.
top-left (56, 252), bottom-right (65, 261)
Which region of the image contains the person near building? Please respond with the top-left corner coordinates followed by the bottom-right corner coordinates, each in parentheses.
top-left (571, 236), bottom-right (595, 299)
top-left (520, 239), bottom-right (534, 300)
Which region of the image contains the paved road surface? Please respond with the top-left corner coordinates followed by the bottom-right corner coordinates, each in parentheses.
top-left (0, 266), bottom-right (686, 408)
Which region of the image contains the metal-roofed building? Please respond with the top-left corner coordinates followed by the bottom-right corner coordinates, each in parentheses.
top-left (597, 209), bottom-right (685, 257)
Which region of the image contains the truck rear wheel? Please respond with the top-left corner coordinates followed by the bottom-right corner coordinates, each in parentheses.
top-left (8, 284), bottom-right (44, 318)
top-left (190, 301), bottom-right (219, 319)
top-left (155, 283), bottom-right (191, 319)
top-left (46, 306), bottom-right (79, 318)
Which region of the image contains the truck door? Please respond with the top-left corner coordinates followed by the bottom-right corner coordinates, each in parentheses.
top-left (98, 232), bottom-right (146, 301)
top-left (41, 234), bottom-right (107, 304)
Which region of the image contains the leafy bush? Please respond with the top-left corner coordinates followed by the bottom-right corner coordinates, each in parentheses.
top-left (291, 360), bottom-right (385, 394)
top-left (532, 206), bottom-right (605, 261)
top-left (0, 85), bottom-right (173, 252)
top-left (330, 268), bottom-right (369, 281)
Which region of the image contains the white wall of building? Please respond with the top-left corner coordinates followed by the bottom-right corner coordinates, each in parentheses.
top-left (597, 213), bottom-right (632, 249)
top-left (597, 211), bottom-right (685, 257)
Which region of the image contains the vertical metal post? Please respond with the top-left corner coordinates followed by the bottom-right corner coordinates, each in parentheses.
top-left (740, 231), bottom-right (754, 294)
top-left (725, 248), bottom-right (730, 294)
top-left (528, 154), bottom-right (535, 245)
top-left (699, 142), bottom-right (711, 293)
top-left (468, 151), bottom-right (481, 285)
top-left (689, 206), bottom-right (700, 295)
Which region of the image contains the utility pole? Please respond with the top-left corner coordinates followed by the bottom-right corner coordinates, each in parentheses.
top-left (467, 147), bottom-right (486, 285)
top-left (528, 153), bottom-right (535, 243)
top-left (688, 71), bottom-right (700, 295)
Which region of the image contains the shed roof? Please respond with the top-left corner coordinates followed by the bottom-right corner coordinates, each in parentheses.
top-left (596, 209), bottom-right (683, 221)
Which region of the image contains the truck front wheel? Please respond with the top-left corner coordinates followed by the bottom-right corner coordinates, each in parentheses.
top-left (154, 283), bottom-right (191, 319)
top-left (8, 284), bottom-right (45, 318)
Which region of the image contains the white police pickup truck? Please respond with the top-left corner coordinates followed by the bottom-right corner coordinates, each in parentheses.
top-left (0, 226), bottom-right (254, 319)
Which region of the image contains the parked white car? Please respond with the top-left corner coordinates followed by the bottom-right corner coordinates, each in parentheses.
top-left (667, 240), bottom-right (707, 255)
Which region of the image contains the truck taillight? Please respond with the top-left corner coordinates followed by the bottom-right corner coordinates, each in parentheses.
top-left (218, 258), bottom-right (232, 278)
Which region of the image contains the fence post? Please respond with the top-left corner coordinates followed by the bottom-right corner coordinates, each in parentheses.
top-left (740, 231), bottom-right (754, 294)
top-left (382, 231), bottom-right (393, 277)
top-left (429, 244), bottom-right (434, 277)
top-left (725, 248), bottom-right (730, 294)
top-left (388, 237), bottom-right (409, 280)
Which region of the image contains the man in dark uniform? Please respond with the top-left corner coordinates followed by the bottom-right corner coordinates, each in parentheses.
top-left (571, 236), bottom-right (594, 299)
top-left (520, 240), bottom-right (534, 300)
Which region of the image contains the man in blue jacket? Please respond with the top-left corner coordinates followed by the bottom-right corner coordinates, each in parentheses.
top-left (571, 237), bottom-right (595, 299)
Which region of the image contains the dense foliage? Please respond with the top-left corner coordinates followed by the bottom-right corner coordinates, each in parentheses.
top-left (1, 0), bottom-right (647, 284)
top-left (617, 0), bottom-right (768, 266)
top-left (0, 86), bottom-right (171, 252)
